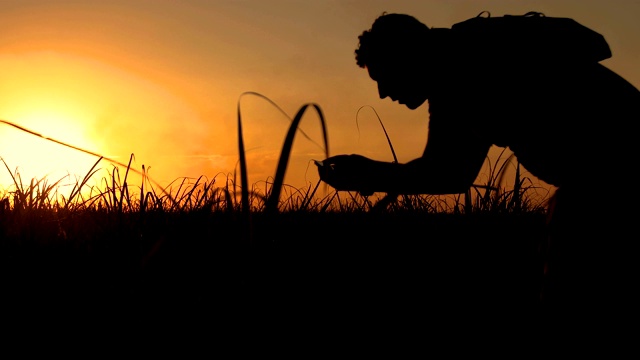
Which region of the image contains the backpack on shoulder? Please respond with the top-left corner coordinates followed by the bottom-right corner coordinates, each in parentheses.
top-left (450, 11), bottom-right (611, 64)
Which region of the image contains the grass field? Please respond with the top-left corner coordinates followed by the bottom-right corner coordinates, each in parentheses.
top-left (0, 165), bottom-right (549, 329)
top-left (0, 97), bottom-right (552, 332)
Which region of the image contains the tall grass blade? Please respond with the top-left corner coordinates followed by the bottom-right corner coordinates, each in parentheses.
top-left (299, 179), bottom-right (322, 211)
top-left (356, 106), bottom-right (398, 162)
top-left (118, 154), bottom-right (135, 214)
top-left (236, 92), bottom-right (329, 214)
top-left (236, 98), bottom-right (251, 216)
top-left (265, 103), bottom-right (328, 213)
top-left (356, 106), bottom-right (402, 212)
top-left (1, 157), bottom-right (21, 191)
top-left (64, 156), bottom-right (105, 211)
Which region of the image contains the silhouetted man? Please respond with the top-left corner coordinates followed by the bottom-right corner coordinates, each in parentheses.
top-left (318, 12), bottom-right (639, 319)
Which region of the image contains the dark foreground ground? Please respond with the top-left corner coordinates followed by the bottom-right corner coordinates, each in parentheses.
top-left (0, 210), bottom-right (548, 328)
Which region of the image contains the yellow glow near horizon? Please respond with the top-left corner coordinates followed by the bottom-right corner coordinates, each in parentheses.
top-left (0, 50), bottom-right (227, 198)
top-left (0, 52), bottom-right (110, 195)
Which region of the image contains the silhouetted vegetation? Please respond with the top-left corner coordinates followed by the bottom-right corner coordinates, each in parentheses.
top-left (0, 155), bottom-right (548, 326)
top-left (0, 94), bottom-right (550, 325)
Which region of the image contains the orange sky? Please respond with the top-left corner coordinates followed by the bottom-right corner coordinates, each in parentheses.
top-left (0, 0), bottom-right (638, 200)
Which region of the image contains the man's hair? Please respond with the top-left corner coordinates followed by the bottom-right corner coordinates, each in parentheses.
top-left (355, 12), bottom-right (430, 68)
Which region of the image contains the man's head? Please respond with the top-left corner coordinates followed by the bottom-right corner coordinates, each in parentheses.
top-left (355, 13), bottom-right (431, 109)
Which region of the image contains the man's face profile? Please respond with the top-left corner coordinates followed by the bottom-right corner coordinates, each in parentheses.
top-left (367, 63), bottom-right (428, 110)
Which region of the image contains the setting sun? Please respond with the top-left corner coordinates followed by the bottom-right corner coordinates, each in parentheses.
top-left (0, 88), bottom-right (105, 194)
top-left (0, 50), bottom-right (218, 197)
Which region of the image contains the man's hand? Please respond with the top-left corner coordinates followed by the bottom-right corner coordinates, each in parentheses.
top-left (315, 154), bottom-right (375, 196)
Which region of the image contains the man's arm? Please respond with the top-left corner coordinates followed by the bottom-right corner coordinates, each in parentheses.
top-left (319, 82), bottom-right (494, 195)
top-left (400, 123), bottom-right (491, 194)
top-left (318, 123), bottom-right (491, 195)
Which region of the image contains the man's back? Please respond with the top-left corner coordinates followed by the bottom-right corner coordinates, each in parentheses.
top-left (427, 55), bottom-right (639, 189)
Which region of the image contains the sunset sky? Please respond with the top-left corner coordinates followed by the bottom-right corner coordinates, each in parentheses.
top-left (1, 0), bottom-right (638, 198)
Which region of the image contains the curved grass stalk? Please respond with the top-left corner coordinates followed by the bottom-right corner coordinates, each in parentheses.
top-left (299, 178), bottom-right (322, 211)
top-left (64, 156), bottom-right (105, 211)
top-left (355, 106), bottom-right (402, 212)
top-left (236, 92), bottom-right (329, 214)
top-left (356, 105), bottom-right (398, 162)
top-left (118, 153), bottom-right (135, 213)
top-left (265, 103), bottom-right (328, 213)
